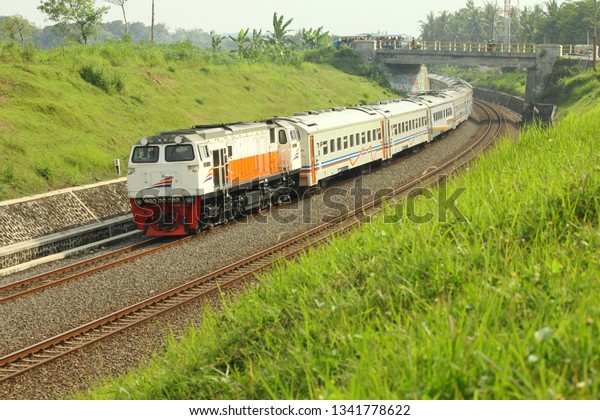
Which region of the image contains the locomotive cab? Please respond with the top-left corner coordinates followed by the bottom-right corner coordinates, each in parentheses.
top-left (127, 134), bottom-right (207, 236)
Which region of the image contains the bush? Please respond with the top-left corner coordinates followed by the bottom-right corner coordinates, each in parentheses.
top-left (305, 46), bottom-right (391, 90)
top-left (20, 43), bottom-right (37, 62)
top-left (2, 165), bottom-right (15, 184)
top-left (79, 64), bottom-right (125, 94)
top-left (35, 164), bottom-right (53, 181)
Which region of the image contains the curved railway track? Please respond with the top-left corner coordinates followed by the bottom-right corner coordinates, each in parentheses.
top-left (0, 100), bottom-right (503, 383)
top-left (0, 237), bottom-right (191, 303)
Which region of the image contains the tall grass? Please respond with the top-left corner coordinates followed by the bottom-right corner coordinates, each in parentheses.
top-left (83, 92), bottom-right (599, 400)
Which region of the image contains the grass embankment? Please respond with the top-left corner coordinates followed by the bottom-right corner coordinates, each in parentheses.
top-left (438, 65), bottom-right (527, 97)
top-left (0, 42), bottom-right (393, 200)
top-left (85, 82), bottom-right (599, 399)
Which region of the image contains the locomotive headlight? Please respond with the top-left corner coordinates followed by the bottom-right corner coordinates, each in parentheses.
top-left (185, 197), bottom-right (193, 204)
top-left (140, 138), bottom-right (149, 146)
top-left (135, 199), bottom-right (143, 206)
top-left (174, 136), bottom-right (183, 144)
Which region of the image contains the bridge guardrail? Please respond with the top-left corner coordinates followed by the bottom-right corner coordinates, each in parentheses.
top-left (376, 40), bottom-right (537, 54)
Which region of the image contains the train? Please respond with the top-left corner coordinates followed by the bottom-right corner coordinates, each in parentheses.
top-left (127, 77), bottom-right (473, 236)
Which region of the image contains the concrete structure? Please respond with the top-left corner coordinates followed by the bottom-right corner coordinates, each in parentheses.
top-left (0, 179), bottom-right (134, 271)
top-left (385, 64), bottom-right (430, 93)
top-left (353, 39), bottom-right (562, 120)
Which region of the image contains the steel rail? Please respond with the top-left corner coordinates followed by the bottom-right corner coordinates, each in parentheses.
top-left (0, 237), bottom-right (196, 304)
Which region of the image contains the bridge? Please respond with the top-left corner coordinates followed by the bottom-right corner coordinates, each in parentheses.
top-left (350, 37), bottom-right (597, 120)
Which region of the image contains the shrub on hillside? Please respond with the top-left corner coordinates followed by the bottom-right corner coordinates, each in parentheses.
top-left (79, 64), bottom-right (124, 94)
top-left (305, 46), bottom-right (391, 89)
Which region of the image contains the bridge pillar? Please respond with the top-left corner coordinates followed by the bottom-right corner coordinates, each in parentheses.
top-left (382, 64), bottom-right (430, 94)
top-left (353, 40), bottom-right (377, 61)
top-left (523, 44), bottom-right (562, 121)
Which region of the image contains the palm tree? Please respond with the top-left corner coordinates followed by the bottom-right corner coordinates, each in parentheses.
top-left (482, 1), bottom-right (500, 41)
top-left (518, 6), bottom-right (539, 43)
top-left (419, 11), bottom-right (437, 41)
top-left (437, 11), bottom-right (453, 42)
top-left (539, 0), bottom-right (561, 43)
top-left (464, 0), bottom-right (486, 42)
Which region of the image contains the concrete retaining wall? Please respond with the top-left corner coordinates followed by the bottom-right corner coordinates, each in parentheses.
top-left (473, 87), bottom-right (525, 115)
top-left (0, 179), bottom-right (134, 270)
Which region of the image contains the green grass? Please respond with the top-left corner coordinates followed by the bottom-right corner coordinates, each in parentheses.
top-left (0, 42), bottom-right (393, 200)
top-left (437, 66), bottom-right (527, 97)
top-left (82, 75), bottom-right (600, 400)
top-left (542, 72), bottom-right (600, 113)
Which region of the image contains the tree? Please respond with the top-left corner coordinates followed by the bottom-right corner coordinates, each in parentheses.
top-left (37, 0), bottom-right (109, 45)
top-left (229, 28), bottom-right (250, 58)
top-left (300, 27), bottom-right (330, 50)
top-left (104, 0), bottom-right (129, 35)
top-left (482, 1), bottom-right (500, 40)
top-left (247, 29), bottom-right (266, 60)
top-left (463, 0), bottom-right (486, 42)
top-left (0, 15), bottom-right (36, 44)
top-left (268, 12), bottom-right (294, 53)
top-left (518, 6), bottom-right (541, 43)
top-left (436, 11), bottom-right (453, 42)
top-left (210, 30), bottom-right (225, 53)
top-left (419, 11), bottom-right (437, 41)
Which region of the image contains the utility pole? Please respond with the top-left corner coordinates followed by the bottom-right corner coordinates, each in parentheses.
top-left (151, 0), bottom-right (155, 42)
top-left (594, 0), bottom-right (598, 71)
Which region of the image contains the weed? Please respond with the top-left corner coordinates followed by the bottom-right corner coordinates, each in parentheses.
top-left (2, 165), bottom-right (15, 184)
top-left (35, 164), bottom-right (53, 181)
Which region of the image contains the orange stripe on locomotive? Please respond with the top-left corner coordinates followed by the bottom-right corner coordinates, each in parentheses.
top-left (225, 151), bottom-right (280, 183)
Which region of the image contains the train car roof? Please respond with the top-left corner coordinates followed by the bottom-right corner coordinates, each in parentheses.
top-left (137, 121), bottom-right (270, 145)
top-left (275, 107), bottom-right (384, 133)
top-left (369, 97), bottom-right (430, 115)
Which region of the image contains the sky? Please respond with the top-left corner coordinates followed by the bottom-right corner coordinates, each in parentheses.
top-left (2, 0), bottom-right (560, 37)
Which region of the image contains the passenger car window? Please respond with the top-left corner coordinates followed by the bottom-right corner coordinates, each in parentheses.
top-left (132, 146), bottom-right (159, 163)
top-left (165, 144), bottom-right (195, 162)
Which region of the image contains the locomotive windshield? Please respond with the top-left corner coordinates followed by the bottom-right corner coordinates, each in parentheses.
top-left (132, 146), bottom-right (159, 163)
top-left (165, 144), bottom-right (195, 162)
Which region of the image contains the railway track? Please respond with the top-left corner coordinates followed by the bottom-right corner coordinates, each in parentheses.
top-left (0, 100), bottom-right (502, 383)
top-left (0, 237), bottom-right (194, 304)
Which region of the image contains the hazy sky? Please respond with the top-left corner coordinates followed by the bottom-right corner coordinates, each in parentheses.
top-left (3, 0), bottom-right (559, 36)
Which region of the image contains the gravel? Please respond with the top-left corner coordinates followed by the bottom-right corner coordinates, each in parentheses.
top-left (0, 105), bottom-right (520, 399)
